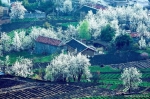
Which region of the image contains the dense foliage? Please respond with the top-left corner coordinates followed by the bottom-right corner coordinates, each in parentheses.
top-left (115, 34), bottom-right (133, 50)
top-left (78, 20), bottom-right (91, 40)
top-left (100, 24), bottom-right (116, 42)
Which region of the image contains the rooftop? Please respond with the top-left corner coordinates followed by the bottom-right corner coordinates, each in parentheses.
top-left (66, 38), bottom-right (95, 53)
top-left (36, 36), bottom-right (61, 46)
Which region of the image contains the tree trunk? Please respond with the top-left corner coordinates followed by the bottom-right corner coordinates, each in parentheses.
top-left (73, 75), bottom-right (76, 82)
top-left (129, 77), bottom-right (131, 94)
top-left (128, 88), bottom-right (131, 94)
top-left (78, 74), bottom-right (82, 82)
top-left (64, 77), bottom-right (66, 82)
top-left (3, 65), bottom-right (6, 75)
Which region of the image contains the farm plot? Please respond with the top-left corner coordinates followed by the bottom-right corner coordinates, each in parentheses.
top-left (100, 74), bottom-right (120, 79)
top-left (0, 84), bottom-right (81, 99)
top-left (110, 59), bottom-right (150, 70)
top-left (0, 78), bottom-right (26, 89)
top-left (0, 76), bottom-right (94, 99)
top-left (89, 65), bottom-right (150, 98)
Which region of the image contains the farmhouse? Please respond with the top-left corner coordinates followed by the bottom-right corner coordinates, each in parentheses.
top-left (77, 4), bottom-right (106, 13)
top-left (66, 38), bottom-right (96, 57)
top-left (75, 4), bottom-right (107, 20)
top-left (0, 6), bottom-right (10, 25)
top-left (0, 6), bottom-right (9, 18)
top-left (34, 36), bottom-right (62, 54)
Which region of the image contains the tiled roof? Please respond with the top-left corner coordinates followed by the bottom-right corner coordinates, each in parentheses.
top-left (130, 32), bottom-right (140, 38)
top-left (86, 4), bottom-right (107, 10)
top-left (36, 36), bottom-right (61, 46)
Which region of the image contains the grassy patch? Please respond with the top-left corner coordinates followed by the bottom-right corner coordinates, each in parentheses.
top-left (100, 74), bottom-right (120, 79)
top-left (0, 51), bottom-right (33, 64)
top-left (136, 48), bottom-right (150, 55)
top-left (109, 84), bottom-right (119, 90)
top-left (34, 54), bottom-right (56, 63)
top-left (100, 79), bottom-right (122, 85)
top-left (0, 51), bottom-right (57, 65)
top-left (79, 94), bottom-right (150, 99)
top-left (140, 82), bottom-right (150, 87)
top-left (61, 22), bottom-right (78, 28)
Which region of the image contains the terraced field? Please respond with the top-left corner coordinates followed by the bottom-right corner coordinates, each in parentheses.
top-left (1, 59), bottom-right (150, 98)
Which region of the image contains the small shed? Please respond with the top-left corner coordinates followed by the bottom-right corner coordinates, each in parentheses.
top-left (77, 5), bottom-right (98, 14)
top-left (66, 38), bottom-right (96, 57)
top-left (92, 40), bottom-right (109, 49)
top-left (0, 6), bottom-right (9, 18)
top-left (34, 36), bottom-right (62, 55)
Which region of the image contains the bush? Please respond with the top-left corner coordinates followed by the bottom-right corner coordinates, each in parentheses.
top-left (43, 22), bottom-right (51, 29)
top-left (115, 34), bottom-right (133, 50)
top-left (100, 24), bottom-right (115, 42)
top-left (132, 43), bottom-right (139, 50)
top-left (140, 52), bottom-right (149, 59)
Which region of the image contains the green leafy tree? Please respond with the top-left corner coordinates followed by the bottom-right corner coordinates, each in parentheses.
top-left (23, 1), bottom-right (38, 12)
top-left (121, 67), bottom-right (142, 94)
top-left (115, 34), bottom-right (133, 50)
top-left (38, 1), bottom-right (54, 14)
top-left (23, 0), bottom-right (54, 14)
top-left (78, 20), bottom-right (91, 40)
top-left (100, 24), bottom-right (115, 42)
top-left (22, 0), bottom-right (29, 6)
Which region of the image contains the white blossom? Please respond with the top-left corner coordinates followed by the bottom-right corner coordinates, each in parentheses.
top-left (63, 25), bottom-right (78, 41)
top-left (12, 31), bottom-right (22, 51)
top-left (44, 53), bottom-right (92, 82)
top-left (62, 0), bottom-right (73, 13)
top-left (84, 4), bottom-right (150, 39)
top-left (121, 67), bottom-right (142, 93)
top-left (139, 36), bottom-right (147, 49)
top-left (30, 27), bottom-right (58, 40)
top-left (136, 22), bottom-right (148, 36)
top-left (11, 57), bottom-right (33, 77)
top-left (10, 1), bottom-right (27, 19)
top-left (0, 32), bottom-right (11, 52)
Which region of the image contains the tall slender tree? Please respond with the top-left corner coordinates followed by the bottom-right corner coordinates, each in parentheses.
top-left (78, 20), bottom-right (91, 40)
top-left (12, 31), bottom-right (22, 51)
